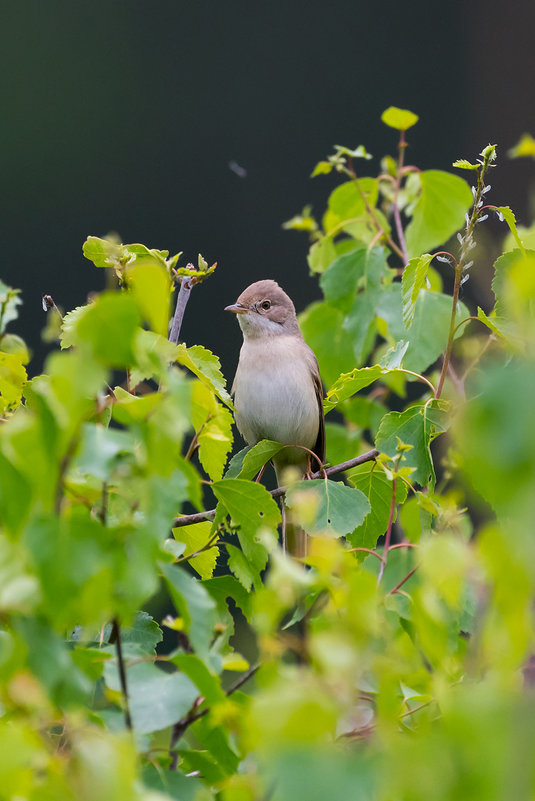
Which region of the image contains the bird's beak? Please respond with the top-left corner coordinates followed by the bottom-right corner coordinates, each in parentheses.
top-left (224, 303), bottom-right (248, 314)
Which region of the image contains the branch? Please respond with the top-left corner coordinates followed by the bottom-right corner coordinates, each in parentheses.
top-left (170, 663), bottom-right (260, 768)
top-left (172, 448), bottom-right (379, 528)
top-left (169, 276), bottom-right (196, 344)
top-left (110, 619), bottom-right (132, 730)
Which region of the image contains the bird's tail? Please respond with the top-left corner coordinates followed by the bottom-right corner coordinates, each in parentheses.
top-left (275, 462), bottom-right (308, 559)
top-left (281, 501), bottom-right (308, 558)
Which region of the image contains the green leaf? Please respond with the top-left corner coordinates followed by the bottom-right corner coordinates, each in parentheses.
top-left (347, 464), bottom-right (408, 550)
top-left (83, 235), bottom-right (123, 268)
top-left (508, 133), bottom-right (535, 159)
top-left (170, 653), bottom-right (226, 705)
top-left (224, 445), bottom-right (251, 479)
top-left (307, 236), bottom-right (337, 274)
top-left (375, 400), bottom-right (449, 485)
top-left (319, 246), bottom-right (367, 312)
top-left (120, 611), bottom-right (163, 653)
top-left (238, 439), bottom-right (285, 479)
top-left (142, 765), bottom-right (202, 801)
top-left (286, 479), bottom-right (370, 538)
top-left (0, 280), bottom-right (22, 335)
top-left (310, 160), bottom-right (333, 177)
top-left (323, 178), bottom-right (380, 239)
top-left (402, 254), bottom-right (434, 328)
top-left (191, 381), bottom-right (233, 481)
top-left (495, 207), bottom-right (525, 253)
top-left (111, 386), bottom-right (162, 424)
top-left (226, 542), bottom-right (257, 591)
top-left (452, 159), bottom-right (480, 171)
top-left (176, 343), bottom-right (234, 408)
top-left (105, 661), bottom-right (198, 734)
top-left (172, 521), bottom-right (218, 580)
top-left (299, 301), bottom-right (357, 388)
top-left (405, 170), bottom-right (472, 258)
top-left (324, 366), bottom-right (383, 412)
top-left (377, 285), bottom-right (469, 374)
top-left (0, 352), bottom-right (27, 413)
top-left (160, 563), bottom-right (217, 659)
top-left (126, 261), bottom-right (171, 337)
top-left (74, 292), bottom-right (141, 367)
top-left (476, 307), bottom-right (523, 349)
top-left (74, 424), bottom-right (135, 481)
top-left (492, 248), bottom-right (535, 320)
top-left (381, 106), bottom-right (419, 131)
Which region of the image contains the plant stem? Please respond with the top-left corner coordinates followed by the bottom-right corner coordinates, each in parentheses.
top-left (172, 448), bottom-right (379, 528)
top-left (110, 619), bottom-right (132, 730)
top-left (393, 130), bottom-right (408, 263)
top-left (169, 276), bottom-right (195, 344)
top-left (390, 563), bottom-right (420, 595)
top-left (170, 663), bottom-right (260, 768)
top-left (347, 160), bottom-right (405, 261)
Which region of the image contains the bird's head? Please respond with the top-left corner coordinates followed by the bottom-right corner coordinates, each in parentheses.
top-left (225, 280), bottom-right (300, 338)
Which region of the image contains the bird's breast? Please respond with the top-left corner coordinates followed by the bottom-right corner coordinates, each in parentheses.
top-left (233, 336), bottom-right (319, 451)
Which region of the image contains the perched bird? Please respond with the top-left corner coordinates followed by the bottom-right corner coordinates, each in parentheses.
top-left (225, 279), bottom-right (325, 556)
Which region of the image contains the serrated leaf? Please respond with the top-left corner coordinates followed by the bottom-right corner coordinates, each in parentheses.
top-left (0, 281), bottom-right (22, 335)
top-left (74, 292), bottom-right (141, 367)
top-left (126, 260), bottom-right (171, 337)
top-left (105, 661), bottom-right (198, 734)
top-left (405, 170), bottom-right (472, 258)
top-left (376, 285), bottom-right (468, 375)
top-left (402, 254), bottom-right (434, 328)
top-left (347, 464), bottom-right (408, 550)
top-left (452, 159), bottom-right (480, 170)
top-left (120, 611), bottom-right (163, 653)
top-left (381, 106), bottom-right (419, 131)
top-left (0, 352), bottom-right (27, 413)
top-left (286, 479), bottom-right (370, 537)
top-left (176, 343), bottom-right (234, 409)
top-left (238, 440), bottom-right (285, 479)
top-left (494, 207), bottom-right (525, 253)
top-left (83, 236), bottom-right (124, 268)
top-left (191, 381), bottom-right (233, 481)
top-left (375, 400), bottom-right (449, 486)
top-left (324, 366), bottom-right (383, 412)
top-left (226, 543), bottom-right (257, 591)
top-left (172, 521), bottom-right (218, 580)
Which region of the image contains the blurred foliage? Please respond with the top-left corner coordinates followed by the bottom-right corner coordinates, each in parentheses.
top-left (0, 108), bottom-right (533, 799)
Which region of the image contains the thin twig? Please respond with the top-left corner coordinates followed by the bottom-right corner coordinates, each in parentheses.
top-left (389, 563), bottom-right (419, 595)
top-left (169, 276), bottom-right (196, 344)
top-left (170, 664), bottom-right (260, 768)
top-left (392, 130), bottom-right (408, 263)
top-left (347, 159), bottom-right (405, 261)
top-left (172, 448), bottom-right (379, 528)
top-left (110, 619), bottom-right (132, 730)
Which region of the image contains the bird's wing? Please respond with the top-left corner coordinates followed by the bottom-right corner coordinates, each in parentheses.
top-left (311, 356), bottom-right (326, 468)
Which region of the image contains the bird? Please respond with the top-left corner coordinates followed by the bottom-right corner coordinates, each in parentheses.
top-left (225, 279), bottom-right (325, 557)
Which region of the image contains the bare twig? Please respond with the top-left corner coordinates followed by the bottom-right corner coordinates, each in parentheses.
top-left (169, 276), bottom-right (196, 344)
top-left (389, 563), bottom-right (419, 595)
top-left (392, 130), bottom-right (409, 263)
top-left (170, 663), bottom-right (260, 768)
top-left (172, 448), bottom-right (379, 528)
top-left (110, 619), bottom-right (132, 730)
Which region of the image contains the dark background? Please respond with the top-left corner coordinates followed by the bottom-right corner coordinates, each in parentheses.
top-left (2, 0), bottom-right (535, 379)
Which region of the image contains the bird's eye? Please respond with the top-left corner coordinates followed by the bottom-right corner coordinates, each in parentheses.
top-left (260, 300), bottom-right (271, 310)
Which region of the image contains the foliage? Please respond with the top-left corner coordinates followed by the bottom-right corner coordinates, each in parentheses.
top-left (0, 108), bottom-right (534, 800)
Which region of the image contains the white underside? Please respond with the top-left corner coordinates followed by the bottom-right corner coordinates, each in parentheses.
top-left (233, 334), bottom-right (319, 455)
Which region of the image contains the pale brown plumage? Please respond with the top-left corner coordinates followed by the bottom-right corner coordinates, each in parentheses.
top-left (225, 280), bottom-right (325, 555)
